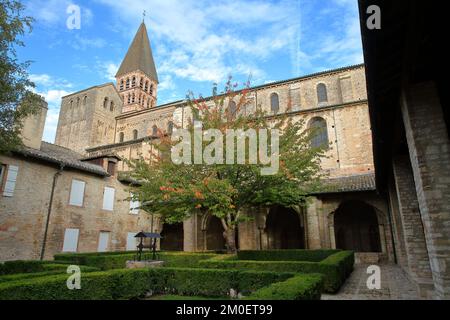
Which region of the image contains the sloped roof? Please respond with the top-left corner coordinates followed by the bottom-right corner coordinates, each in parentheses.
top-left (15, 142), bottom-right (109, 176)
top-left (315, 173), bottom-right (376, 194)
top-left (115, 22), bottom-right (158, 82)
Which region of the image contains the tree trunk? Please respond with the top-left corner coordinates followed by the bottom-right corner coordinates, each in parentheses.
top-left (223, 227), bottom-right (237, 253)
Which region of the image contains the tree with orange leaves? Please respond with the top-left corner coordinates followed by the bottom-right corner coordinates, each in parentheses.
top-left (128, 77), bottom-right (326, 253)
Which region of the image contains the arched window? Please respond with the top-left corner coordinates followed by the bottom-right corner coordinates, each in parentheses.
top-left (127, 94), bottom-right (131, 104)
top-left (69, 100), bottom-right (73, 108)
top-left (144, 81), bottom-right (149, 92)
top-left (126, 78), bottom-right (130, 89)
top-left (167, 121), bottom-right (174, 134)
top-left (119, 132), bottom-right (124, 143)
top-left (317, 83), bottom-right (328, 103)
top-left (131, 93), bottom-right (135, 103)
top-left (150, 84), bottom-right (154, 95)
top-left (83, 96), bottom-right (87, 105)
top-left (132, 129), bottom-right (138, 140)
top-left (132, 76), bottom-right (136, 87)
top-left (270, 93), bottom-right (279, 114)
top-left (147, 98), bottom-right (151, 108)
top-left (110, 101), bottom-right (114, 112)
top-left (103, 97), bottom-right (108, 108)
top-left (309, 117), bottom-right (329, 149)
top-left (228, 101), bottom-right (237, 118)
top-left (120, 80), bottom-right (124, 91)
top-left (152, 125), bottom-right (158, 136)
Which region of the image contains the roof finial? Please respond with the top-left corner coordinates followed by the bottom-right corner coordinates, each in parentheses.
top-left (142, 10), bottom-right (146, 23)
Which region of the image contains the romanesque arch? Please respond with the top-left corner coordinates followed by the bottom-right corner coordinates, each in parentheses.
top-left (264, 206), bottom-right (305, 249)
top-left (202, 215), bottom-right (226, 251)
top-left (333, 200), bottom-right (381, 252)
top-left (160, 222), bottom-right (184, 251)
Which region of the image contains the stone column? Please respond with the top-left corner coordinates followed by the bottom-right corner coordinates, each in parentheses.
top-left (401, 82), bottom-right (450, 299)
top-left (183, 215), bottom-right (198, 252)
top-left (306, 197), bottom-right (322, 249)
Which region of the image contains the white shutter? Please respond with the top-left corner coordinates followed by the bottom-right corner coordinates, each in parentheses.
top-left (97, 232), bottom-right (110, 252)
top-left (102, 187), bottom-right (115, 211)
top-left (69, 180), bottom-right (85, 206)
top-left (62, 228), bottom-right (79, 252)
top-left (3, 165), bottom-right (19, 197)
top-left (126, 232), bottom-right (137, 251)
top-left (129, 193), bottom-right (140, 214)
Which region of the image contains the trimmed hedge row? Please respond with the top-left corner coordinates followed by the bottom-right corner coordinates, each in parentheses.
top-left (0, 265), bottom-right (100, 284)
top-left (237, 249), bottom-right (339, 262)
top-left (0, 260), bottom-right (96, 275)
top-left (247, 274), bottom-right (324, 300)
top-left (53, 251), bottom-right (220, 270)
top-left (0, 267), bottom-right (305, 300)
top-left (199, 251), bottom-right (354, 292)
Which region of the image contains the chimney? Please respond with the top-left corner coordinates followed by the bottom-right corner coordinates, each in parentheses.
top-left (20, 99), bottom-right (48, 149)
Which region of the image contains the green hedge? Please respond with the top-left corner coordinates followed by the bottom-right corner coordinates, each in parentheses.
top-left (237, 249), bottom-right (339, 262)
top-left (247, 274), bottom-right (323, 300)
top-left (0, 265), bottom-right (100, 284)
top-left (199, 251), bottom-right (354, 293)
top-left (0, 267), bottom-right (302, 300)
top-left (53, 251), bottom-right (220, 270)
top-left (0, 260), bottom-right (97, 275)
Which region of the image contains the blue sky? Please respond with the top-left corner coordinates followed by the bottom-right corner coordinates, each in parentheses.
top-left (18, 0), bottom-right (363, 143)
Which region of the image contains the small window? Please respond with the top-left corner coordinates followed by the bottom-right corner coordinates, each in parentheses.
top-left (69, 179), bottom-right (85, 207)
top-left (110, 101), bottom-right (114, 112)
top-left (83, 96), bottom-right (87, 105)
top-left (147, 98), bottom-right (151, 108)
top-left (2, 164), bottom-right (18, 197)
top-left (119, 132), bottom-right (124, 142)
top-left (132, 77), bottom-right (136, 87)
top-left (126, 78), bottom-right (130, 89)
top-left (76, 97), bottom-right (80, 107)
top-left (152, 125), bottom-right (158, 136)
top-left (167, 121), bottom-right (174, 135)
top-left (129, 193), bottom-right (140, 215)
top-left (98, 231), bottom-right (110, 252)
top-left (139, 78), bottom-right (144, 89)
top-left (133, 129), bottom-right (138, 140)
top-left (317, 83), bottom-right (328, 103)
top-left (270, 93), bottom-right (279, 114)
top-left (131, 93), bottom-right (135, 103)
top-left (127, 94), bottom-right (131, 104)
top-left (309, 117), bottom-right (329, 148)
top-left (102, 186), bottom-right (115, 211)
top-left (62, 228), bottom-right (79, 252)
top-left (144, 81), bottom-right (149, 92)
top-left (150, 84), bottom-right (154, 95)
top-left (120, 80), bottom-right (124, 91)
top-left (107, 161), bottom-right (116, 176)
top-left (103, 97), bottom-right (108, 109)
top-left (70, 100), bottom-right (73, 108)
top-left (126, 232), bottom-right (138, 251)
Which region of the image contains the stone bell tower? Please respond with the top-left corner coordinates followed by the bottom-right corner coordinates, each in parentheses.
top-left (115, 22), bottom-right (159, 113)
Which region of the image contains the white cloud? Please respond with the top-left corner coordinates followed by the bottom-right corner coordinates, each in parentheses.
top-left (42, 108), bottom-right (61, 143)
top-left (30, 74), bottom-right (73, 89)
top-left (97, 62), bottom-right (119, 81)
top-left (96, 0), bottom-right (300, 84)
top-left (70, 34), bottom-right (107, 50)
top-left (158, 74), bottom-right (175, 91)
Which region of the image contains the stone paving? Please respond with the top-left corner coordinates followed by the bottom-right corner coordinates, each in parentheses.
top-left (321, 264), bottom-right (420, 300)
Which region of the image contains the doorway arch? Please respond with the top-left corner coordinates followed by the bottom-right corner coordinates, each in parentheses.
top-left (334, 201), bottom-right (381, 252)
top-left (206, 216), bottom-right (226, 251)
top-left (265, 206), bottom-right (305, 249)
top-left (160, 222), bottom-right (184, 251)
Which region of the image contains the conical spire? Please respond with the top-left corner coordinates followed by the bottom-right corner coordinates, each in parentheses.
top-left (115, 22), bottom-right (158, 83)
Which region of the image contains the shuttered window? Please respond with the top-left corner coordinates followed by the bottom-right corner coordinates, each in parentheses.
top-left (0, 165), bottom-right (19, 197)
top-left (62, 228), bottom-right (79, 252)
top-left (102, 187), bottom-right (115, 211)
top-left (69, 179), bottom-right (85, 206)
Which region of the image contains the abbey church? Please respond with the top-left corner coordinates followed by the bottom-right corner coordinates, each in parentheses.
top-left (1, 18), bottom-right (446, 299)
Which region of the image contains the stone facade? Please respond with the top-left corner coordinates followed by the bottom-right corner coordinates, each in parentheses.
top-left (1, 22), bottom-right (393, 269)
